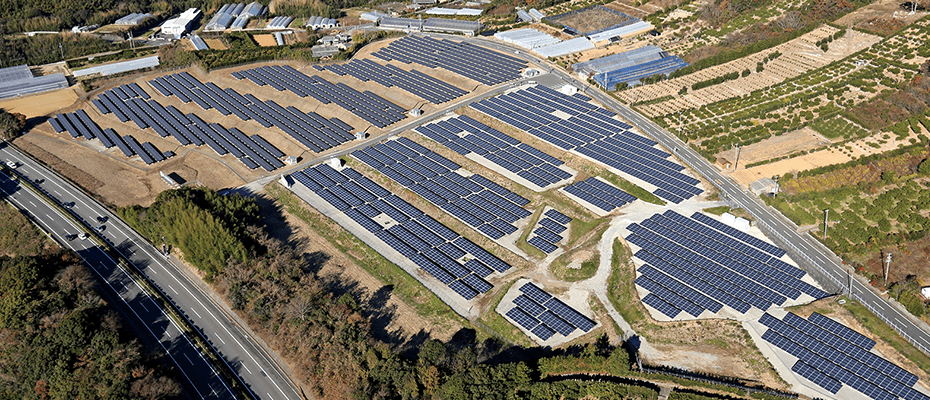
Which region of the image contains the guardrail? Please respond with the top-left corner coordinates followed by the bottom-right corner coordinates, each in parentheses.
top-left (1, 162), bottom-right (254, 399)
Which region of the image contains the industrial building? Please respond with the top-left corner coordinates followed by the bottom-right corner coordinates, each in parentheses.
top-left (572, 45), bottom-right (688, 88)
top-left (423, 7), bottom-right (483, 16)
top-left (379, 17), bottom-right (424, 31)
top-left (494, 29), bottom-right (560, 49)
top-left (587, 20), bottom-right (653, 43)
top-left (115, 13), bottom-right (152, 26)
top-left (534, 37), bottom-right (593, 58)
top-left (161, 8), bottom-right (201, 38)
top-left (360, 11), bottom-right (389, 22)
top-left (0, 65), bottom-right (68, 99)
top-left (423, 18), bottom-right (482, 35)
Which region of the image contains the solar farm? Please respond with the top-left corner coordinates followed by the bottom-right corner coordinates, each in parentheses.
top-left (625, 210), bottom-right (827, 320)
top-left (753, 311), bottom-right (929, 400)
top-left (16, 28), bottom-right (930, 398)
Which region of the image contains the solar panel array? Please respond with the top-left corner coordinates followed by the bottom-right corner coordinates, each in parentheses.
top-left (352, 137), bottom-right (533, 240)
top-left (370, 36), bottom-right (526, 86)
top-left (626, 210), bottom-right (827, 318)
top-left (322, 59), bottom-right (467, 104)
top-left (291, 163), bottom-right (511, 300)
top-left (150, 72), bottom-right (354, 153)
top-left (92, 83), bottom-right (285, 171)
top-left (527, 209), bottom-right (572, 254)
top-left (563, 177), bottom-right (636, 213)
top-left (232, 65), bottom-right (406, 128)
top-left (414, 115), bottom-right (573, 190)
top-left (504, 282), bottom-right (596, 341)
top-left (48, 110), bottom-right (171, 165)
top-left (470, 85), bottom-right (701, 203)
top-left (760, 312), bottom-right (926, 400)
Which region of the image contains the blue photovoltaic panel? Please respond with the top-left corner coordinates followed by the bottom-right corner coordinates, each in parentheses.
top-left (291, 164), bottom-right (517, 304)
top-left (519, 282), bottom-right (552, 304)
top-left (544, 297), bottom-right (596, 332)
top-left (449, 279), bottom-right (478, 300)
top-left (807, 312), bottom-right (876, 351)
top-left (538, 310), bottom-right (575, 336)
top-left (461, 274), bottom-right (492, 293)
top-left (513, 295), bottom-right (546, 316)
top-left (641, 293), bottom-right (680, 318)
top-left (528, 236), bottom-right (557, 254)
top-left (506, 307), bottom-right (540, 330)
top-left (792, 360), bottom-right (842, 394)
top-left (531, 324), bottom-right (556, 341)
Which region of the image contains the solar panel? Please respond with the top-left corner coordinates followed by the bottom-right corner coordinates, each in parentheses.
top-left (519, 282), bottom-right (552, 304)
top-left (538, 311), bottom-right (575, 336)
top-left (506, 307), bottom-right (540, 330)
top-left (641, 294), bottom-right (680, 318)
top-left (513, 295), bottom-right (546, 316)
top-left (531, 324), bottom-right (556, 341)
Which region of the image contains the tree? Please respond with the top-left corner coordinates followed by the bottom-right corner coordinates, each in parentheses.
top-left (0, 109), bottom-right (26, 141)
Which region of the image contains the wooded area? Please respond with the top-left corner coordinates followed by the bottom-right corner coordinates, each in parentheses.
top-left (0, 232), bottom-right (181, 399)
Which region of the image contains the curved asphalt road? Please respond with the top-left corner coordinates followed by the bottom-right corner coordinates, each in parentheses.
top-left (0, 167), bottom-right (234, 399)
top-left (0, 144), bottom-right (304, 400)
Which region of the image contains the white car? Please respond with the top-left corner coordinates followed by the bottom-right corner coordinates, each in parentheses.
top-left (6, 161), bottom-right (16, 169)
top-left (78, 233), bottom-right (88, 240)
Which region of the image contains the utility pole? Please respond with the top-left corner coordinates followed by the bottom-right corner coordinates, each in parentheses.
top-left (823, 209), bottom-right (829, 240)
top-left (772, 175), bottom-right (780, 197)
top-left (732, 143), bottom-right (741, 169)
top-left (884, 252), bottom-right (892, 283)
top-left (58, 42), bottom-right (64, 61)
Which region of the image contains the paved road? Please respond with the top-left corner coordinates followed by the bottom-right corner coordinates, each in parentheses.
top-left (421, 33), bottom-right (930, 354)
top-left (0, 144), bottom-right (304, 400)
top-left (0, 163), bottom-right (234, 399)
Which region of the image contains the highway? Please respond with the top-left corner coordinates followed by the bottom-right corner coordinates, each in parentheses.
top-left (0, 143), bottom-right (304, 400)
top-left (0, 160), bottom-right (234, 399)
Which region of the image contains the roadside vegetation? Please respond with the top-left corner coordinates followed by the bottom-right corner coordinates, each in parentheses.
top-left (0, 208), bottom-right (181, 399)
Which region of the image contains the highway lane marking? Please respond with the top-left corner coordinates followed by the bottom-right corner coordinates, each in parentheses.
top-left (192, 307), bottom-right (203, 319)
top-left (3, 151), bottom-right (225, 399)
top-left (184, 353), bottom-right (194, 365)
top-left (241, 361), bottom-right (252, 374)
top-left (168, 284), bottom-right (178, 295)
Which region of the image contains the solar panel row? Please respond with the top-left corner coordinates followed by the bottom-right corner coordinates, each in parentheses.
top-left (626, 211), bottom-right (823, 317)
top-left (563, 177), bottom-right (636, 213)
top-left (232, 65), bottom-right (405, 128)
top-left (504, 282), bottom-right (596, 341)
top-left (323, 59), bottom-right (467, 104)
top-left (351, 137), bottom-right (533, 241)
top-left (469, 85), bottom-right (702, 203)
top-left (48, 110), bottom-right (170, 165)
top-left (760, 312), bottom-right (925, 400)
top-left (151, 72), bottom-right (353, 154)
top-left (93, 84), bottom-right (286, 171)
top-left (415, 114), bottom-right (572, 190)
top-left (370, 36), bottom-right (526, 86)
top-left (291, 163), bottom-right (512, 301)
top-left (526, 209), bottom-right (572, 254)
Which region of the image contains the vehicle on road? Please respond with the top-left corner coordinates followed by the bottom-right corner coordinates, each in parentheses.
top-left (65, 234), bottom-right (76, 241)
top-left (97, 216), bottom-right (108, 223)
top-left (78, 233), bottom-right (88, 240)
top-left (95, 225), bottom-right (105, 232)
top-left (6, 161), bottom-right (16, 169)
top-left (33, 178), bottom-right (43, 184)
top-left (63, 202), bottom-right (75, 208)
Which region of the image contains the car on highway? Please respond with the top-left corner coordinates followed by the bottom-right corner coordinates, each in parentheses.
top-left (63, 202), bottom-right (75, 208)
top-left (78, 233), bottom-right (88, 240)
top-left (65, 234), bottom-right (77, 241)
top-left (33, 178), bottom-right (43, 184)
top-left (95, 225), bottom-right (105, 232)
top-left (6, 161), bottom-right (16, 169)
top-left (96, 216), bottom-right (108, 223)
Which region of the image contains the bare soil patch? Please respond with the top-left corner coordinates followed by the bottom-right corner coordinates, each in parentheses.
top-left (253, 34), bottom-right (278, 47)
top-left (548, 6), bottom-right (638, 35)
top-left (719, 127), bottom-right (832, 166)
top-left (0, 88), bottom-right (79, 118)
top-left (204, 38), bottom-right (227, 50)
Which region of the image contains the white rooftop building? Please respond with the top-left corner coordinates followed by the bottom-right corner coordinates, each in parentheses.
top-left (162, 8), bottom-right (201, 39)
